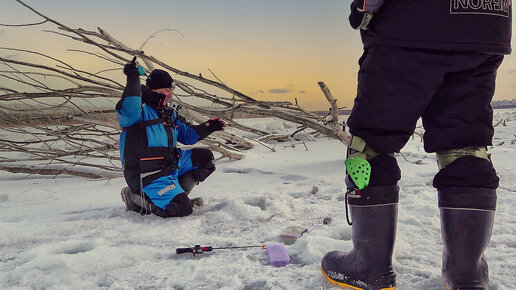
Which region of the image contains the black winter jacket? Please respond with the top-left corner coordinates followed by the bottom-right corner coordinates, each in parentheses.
top-left (361, 0), bottom-right (512, 54)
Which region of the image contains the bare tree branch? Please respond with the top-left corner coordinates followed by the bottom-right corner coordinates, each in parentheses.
top-left (0, 19), bottom-right (48, 27)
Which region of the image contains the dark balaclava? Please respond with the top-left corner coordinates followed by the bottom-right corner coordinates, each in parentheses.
top-left (143, 69), bottom-right (173, 108)
top-left (146, 69), bottom-right (173, 89)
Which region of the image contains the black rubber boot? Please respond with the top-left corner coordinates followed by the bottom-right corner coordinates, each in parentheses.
top-left (179, 171), bottom-right (199, 195)
top-left (121, 187), bottom-right (142, 212)
top-left (179, 171), bottom-right (203, 207)
top-left (440, 208), bottom-right (495, 290)
top-left (120, 187), bottom-right (153, 215)
top-left (321, 204), bottom-right (397, 290)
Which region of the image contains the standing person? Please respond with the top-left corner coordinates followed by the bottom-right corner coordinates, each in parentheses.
top-left (322, 1), bottom-right (511, 289)
top-left (116, 59), bottom-right (225, 218)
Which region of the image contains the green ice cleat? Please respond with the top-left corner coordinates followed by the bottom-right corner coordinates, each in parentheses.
top-left (345, 157), bottom-right (371, 190)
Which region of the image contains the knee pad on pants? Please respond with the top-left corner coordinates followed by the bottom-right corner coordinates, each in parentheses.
top-left (347, 135), bottom-right (401, 186)
top-left (345, 135), bottom-right (400, 205)
top-left (434, 155), bottom-right (498, 210)
top-left (191, 148), bottom-right (215, 182)
top-left (191, 148), bottom-right (214, 167)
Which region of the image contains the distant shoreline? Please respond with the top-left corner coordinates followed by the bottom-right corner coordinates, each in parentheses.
top-left (313, 105), bottom-right (516, 116)
top-left (492, 105), bottom-right (516, 109)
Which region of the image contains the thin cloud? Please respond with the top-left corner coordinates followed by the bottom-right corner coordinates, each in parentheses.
top-left (298, 90), bottom-right (306, 94)
top-left (249, 90), bottom-right (265, 95)
top-left (268, 88), bottom-right (293, 94)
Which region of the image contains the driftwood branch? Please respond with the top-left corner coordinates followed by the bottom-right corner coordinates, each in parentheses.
top-left (318, 82), bottom-right (350, 145)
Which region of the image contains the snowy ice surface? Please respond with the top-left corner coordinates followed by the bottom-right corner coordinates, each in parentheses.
top-left (1, 109), bottom-right (515, 290)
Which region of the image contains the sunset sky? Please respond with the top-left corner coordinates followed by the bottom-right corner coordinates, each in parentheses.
top-left (1, 0), bottom-right (515, 110)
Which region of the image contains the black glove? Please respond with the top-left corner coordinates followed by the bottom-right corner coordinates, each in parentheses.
top-left (349, 0), bottom-right (385, 30)
top-left (193, 118), bottom-right (226, 140)
top-left (120, 57), bottom-right (141, 100)
top-left (205, 118), bottom-right (225, 131)
top-left (123, 57), bottom-right (140, 77)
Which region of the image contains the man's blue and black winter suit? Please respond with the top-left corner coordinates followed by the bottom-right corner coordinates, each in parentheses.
top-left (116, 70), bottom-right (216, 217)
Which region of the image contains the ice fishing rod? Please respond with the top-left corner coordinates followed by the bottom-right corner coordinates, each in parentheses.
top-left (176, 244), bottom-right (267, 257)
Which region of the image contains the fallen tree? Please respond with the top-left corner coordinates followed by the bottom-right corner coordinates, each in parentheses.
top-left (0, 0), bottom-right (349, 178)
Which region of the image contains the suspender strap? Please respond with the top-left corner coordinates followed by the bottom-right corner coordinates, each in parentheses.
top-left (141, 163), bottom-right (179, 187)
top-left (121, 117), bottom-right (171, 132)
top-left (122, 108), bottom-right (178, 188)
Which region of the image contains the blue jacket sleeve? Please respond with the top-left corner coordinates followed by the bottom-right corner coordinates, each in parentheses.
top-left (116, 75), bottom-right (143, 128)
top-left (175, 114), bottom-right (200, 145)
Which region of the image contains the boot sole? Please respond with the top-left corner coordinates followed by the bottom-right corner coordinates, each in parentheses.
top-left (443, 282), bottom-right (485, 290)
top-left (190, 197), bottom-right (204, 207)
top-left (321, 266), bottom-right (395, 290)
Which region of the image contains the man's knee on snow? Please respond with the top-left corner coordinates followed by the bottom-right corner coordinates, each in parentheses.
top-left (433, 151), bottom-right (498, 210)
top-left (168, 203), bottom-right (193, 217)
top-left (152, 193), bottom-right (193, 218)
top-left (170, 192), bottom-right (194, 217)
top-left (191, 148), bottom-right (215, 182)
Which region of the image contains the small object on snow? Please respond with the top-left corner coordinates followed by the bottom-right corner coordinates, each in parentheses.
top-left (280, 226), bottom-right (308, 245)
top-left (323, 217), bottom-right (332, 225)
top-left (176, 243), bottom-right (290, 267)
top-left (266, 243), bottom-right (290, 267)
top-left (176, 245), bottom-right (213, 256)
top-left (260, 212), bottom-right (285, 222)
top-left (311, 186), bottom-right (319, 194)
top-left (176, 244), bottom-right (266, 257)
top-left (190, 197), bottom-right (204, 207)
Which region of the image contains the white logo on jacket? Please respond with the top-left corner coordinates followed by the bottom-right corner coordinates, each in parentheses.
top-left (450, 0), bottom-right (511, 17)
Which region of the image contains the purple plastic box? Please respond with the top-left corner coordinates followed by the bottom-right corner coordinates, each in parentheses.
top-left (266, 243), bottom-right (290, 267)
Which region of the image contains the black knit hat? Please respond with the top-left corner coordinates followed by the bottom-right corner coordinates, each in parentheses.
top-left (146, 69), bottom-right (173, 89)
